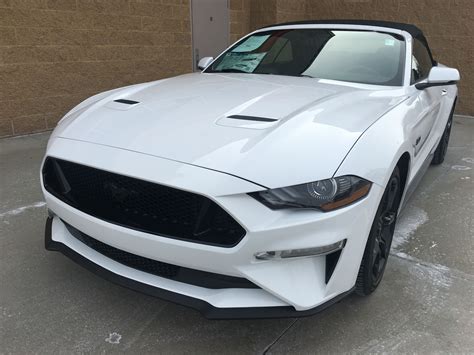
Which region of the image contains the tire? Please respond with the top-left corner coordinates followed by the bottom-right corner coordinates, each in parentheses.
top-left (356, 166), bottom-right (402, 296)
top-left (431, 102), bottom-right (455, 165)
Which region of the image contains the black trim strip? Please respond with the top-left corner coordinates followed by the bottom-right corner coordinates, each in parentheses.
top-left (45, 217), bottom-right (354, 319)
top-left (228, 115), bottom-right (278, 123)
top-left (261, 20), bottom-right (424, 39)
top-left (113, 99), bottom-right (139, 105)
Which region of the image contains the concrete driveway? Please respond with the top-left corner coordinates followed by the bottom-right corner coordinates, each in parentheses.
top-left (1, 116), bottom-right (473, 354)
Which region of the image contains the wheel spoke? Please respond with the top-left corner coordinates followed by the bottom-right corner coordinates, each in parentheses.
top-left (380, 231), bottom-right (390, 258)
top-left (365, 169), bottom-right (403, 288)
top-left (386, 180), bottom-right (399, 212)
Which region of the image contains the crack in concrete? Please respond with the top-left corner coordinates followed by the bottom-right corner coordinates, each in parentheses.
top-left (261, 318), bottom-right (299, 354)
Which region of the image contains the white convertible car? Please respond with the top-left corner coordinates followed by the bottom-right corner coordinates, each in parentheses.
top-left (41, 20), bottom-right (459, 318)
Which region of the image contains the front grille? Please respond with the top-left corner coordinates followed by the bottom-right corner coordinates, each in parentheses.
top-left (64, 222), bottom-right (257, 289)
top-left (42, 157), bottom-right (246, 247)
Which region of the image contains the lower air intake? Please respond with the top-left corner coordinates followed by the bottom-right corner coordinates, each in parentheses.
top-left (63, 221), bottom-right (257, 289)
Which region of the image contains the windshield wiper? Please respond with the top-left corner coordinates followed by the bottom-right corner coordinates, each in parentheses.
top-left (298, 74), bottom-right (316, 78)
top-left (212, 68), bottom-right (248, 73)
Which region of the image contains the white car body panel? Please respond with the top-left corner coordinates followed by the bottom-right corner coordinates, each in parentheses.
top-left (53, 73), bottom-right (409, 188)
top-left (41, 22), bottom-right (459, 317)
top-left (42, 137), bottom-right (384, 310)
top-left (336, 75), bottom-right (457, 192)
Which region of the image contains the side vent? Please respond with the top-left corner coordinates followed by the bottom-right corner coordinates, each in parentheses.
top-left (114, 99), bottom-right (140, 105)
top-left (325, 249), bottom-right (342, 283)
top-left (227, 115), bottom-right (277, 122)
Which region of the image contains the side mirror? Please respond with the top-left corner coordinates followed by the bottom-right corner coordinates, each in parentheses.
top-left (416, 66), bottom-right (460, 90)
top-left (198, 57), bottom-right (214, 70)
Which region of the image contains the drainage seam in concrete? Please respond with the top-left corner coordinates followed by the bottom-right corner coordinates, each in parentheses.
top-left (261, 318), bottom-right (299, 354)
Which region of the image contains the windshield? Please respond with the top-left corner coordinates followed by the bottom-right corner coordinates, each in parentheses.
top-left (205, 29), bottom-right (406, 86)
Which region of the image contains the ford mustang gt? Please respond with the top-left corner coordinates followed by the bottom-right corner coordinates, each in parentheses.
top-left (41, 20), bottom-right (460, 318)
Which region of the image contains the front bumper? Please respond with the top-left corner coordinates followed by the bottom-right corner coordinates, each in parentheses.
top-left (42, 137), bottom-right (384, 317)
top-left (45, 216), bottom-right (353, 319)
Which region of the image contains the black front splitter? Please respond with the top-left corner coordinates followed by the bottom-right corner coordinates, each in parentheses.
top-left (45, 217), bottom-right (354, 319)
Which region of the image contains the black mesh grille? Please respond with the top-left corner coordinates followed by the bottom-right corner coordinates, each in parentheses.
top-left (64, 222), bottom-right (257, 289)
top-left (42, 157), bottom-right (246, 247)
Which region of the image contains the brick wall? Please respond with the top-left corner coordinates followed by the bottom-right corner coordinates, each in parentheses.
top-left (0, 0), bottom-right (192, 137)
top-left (0, 0), bottom-right (472, 137)
top-left (249, 0), bottom-right (276, 30)
top-left (229, 0), bottom-right (250, 43)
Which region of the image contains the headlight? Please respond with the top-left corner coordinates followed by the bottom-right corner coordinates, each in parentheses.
top-left (249, 176), bottom-right (372, 212)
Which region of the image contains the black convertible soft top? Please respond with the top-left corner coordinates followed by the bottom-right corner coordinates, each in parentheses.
top-left (260, 19), bottom-right (435, 64)
top-left (261, 19), bottom-right (424, 39)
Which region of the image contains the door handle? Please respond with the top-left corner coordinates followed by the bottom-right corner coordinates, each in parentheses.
top-left (441, 89), bottom-right (447, 96)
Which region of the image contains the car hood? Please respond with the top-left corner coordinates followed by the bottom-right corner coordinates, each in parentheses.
top-left (54, 73), bottom-right (407, 189)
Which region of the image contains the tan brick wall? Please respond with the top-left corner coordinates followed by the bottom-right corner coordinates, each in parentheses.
top-left (276, 0), bottom-right (306, 23)
top-left (250, 0), bottom-right (277, 30)
top-left (229, 0), bottom-right (250, 43)
top-left (0, 0), bottom-right (192, 137)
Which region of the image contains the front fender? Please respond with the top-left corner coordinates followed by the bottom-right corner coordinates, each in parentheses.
top-left (334, 99), bottom-right (413, 190)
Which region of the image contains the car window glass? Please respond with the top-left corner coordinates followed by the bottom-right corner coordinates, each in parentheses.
top-left (411, 39), bottom-right (433, 83)
top-left (207, 29), bottom-right (406, 86)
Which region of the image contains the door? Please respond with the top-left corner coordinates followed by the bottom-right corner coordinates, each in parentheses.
top-left (408, 39), bottom-right (443, 177)
top-left (191, 0), bottom-right (229, 71)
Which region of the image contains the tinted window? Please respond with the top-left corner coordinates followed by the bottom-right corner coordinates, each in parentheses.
top-left (411, 39), bottom-right (433, 83)
top-left (206, 29), bottom-right (406, 86)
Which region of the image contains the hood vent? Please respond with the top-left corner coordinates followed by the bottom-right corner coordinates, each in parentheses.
top-left (227, 115), bottom-right (277, 122)
top-left (114, 99), bottom-right (140, 105)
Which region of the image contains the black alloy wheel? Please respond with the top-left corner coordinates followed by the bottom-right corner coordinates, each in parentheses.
top-left (356, 166), bottom-right (401, 296)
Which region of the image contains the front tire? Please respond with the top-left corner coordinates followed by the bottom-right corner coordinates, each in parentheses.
top-left (356, 167), bottom-right (401, 296)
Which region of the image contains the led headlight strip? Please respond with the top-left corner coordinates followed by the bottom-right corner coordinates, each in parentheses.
top-left (255, 239), bottom-right (347, 260)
